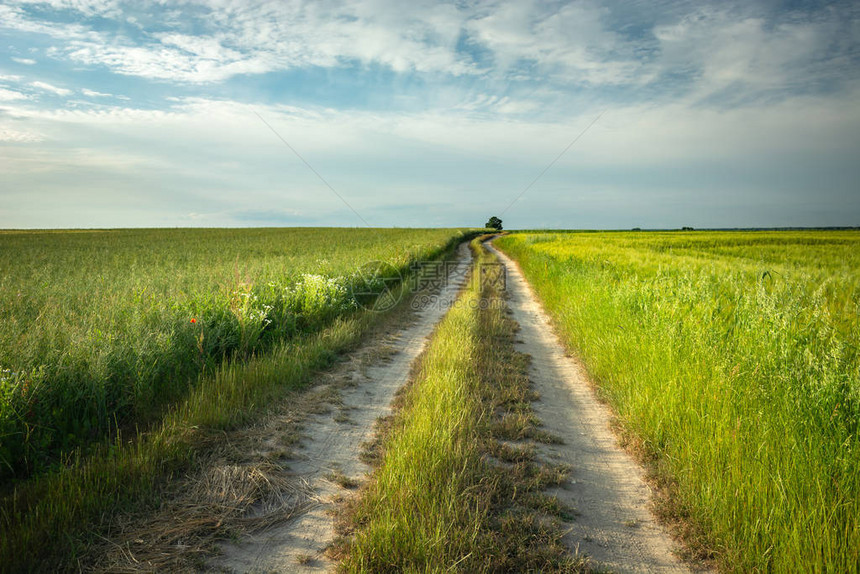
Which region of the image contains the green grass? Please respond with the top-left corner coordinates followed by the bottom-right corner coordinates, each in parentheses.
top-left (2, 315), bottom-right (367, 573)
top-left (339, 238), bottom-right (584, 573)
top-left (496, 230), bottom-right (860, 573)
top-left (0, 227), bottom-right (467, 480)
top-left (0, 228), bottom-right (477, 573)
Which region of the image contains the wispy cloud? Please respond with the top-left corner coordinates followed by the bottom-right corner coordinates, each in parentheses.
top-left (1, 0), bottom-right (855, 100)
top-left (0, 127), bottom-right (43, 142)
top-left (0, 87), bottom-right (29, 101)
top-left (1, 0), bottom-right (478, 83)
top-left (653, 5), bottom-right (859, 104)
top-left (466, 0), bottom-right (643, 86)
top-left (30, 81), bottom-right (72, 96)
top-left (81, 88), bottom-right (112, 97)
top-left (7, 0), bottom-right (120, 17)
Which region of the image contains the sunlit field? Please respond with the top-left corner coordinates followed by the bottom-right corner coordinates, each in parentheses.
top-left (0, 228), bottom-right (466, 480)
top-left (496, 230), bottom-right (860, 572)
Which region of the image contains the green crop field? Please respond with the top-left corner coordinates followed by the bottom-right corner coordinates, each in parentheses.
top-left (496, 230), bottom-right (860, 572)
top-left (0, 227), bottom-right (466, 481)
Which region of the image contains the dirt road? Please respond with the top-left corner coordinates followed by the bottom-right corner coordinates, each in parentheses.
top-left (209, 238), bottom-right (693, 573)
top-left (487, 241), bottom-right (693, 574)
top-left (212, 242), bottom-right (472, 573)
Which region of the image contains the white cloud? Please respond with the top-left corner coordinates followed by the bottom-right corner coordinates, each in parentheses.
top-left (494, 97), bottom-right (539, 115)
top-left (1, 86), bottom-right (858, 228)
top-left (0, 141), bottom-right (167, 174)
top-left (0, 4), bottom-right (96, 41)
top-left (0, 87), bottom-right (29, 101)
top-left (3, 0), bottom-right (478, 83)
top-left (11, 103), bottom-right (171, 124)
top-left (0, 1), bottom-right (857, 228)
top-left (30, 80), bottom-right (72, 96)
top-left (1, 0), bottom-right (854, 99)
top-left (453, 93), bottom-right (539, 115)
top-left (7, 89), bottom-right (858, 174)
top-left (5, 0), bottom-right (119, 18)
top-left (65, 40), bottom-right (274, 82)
top-left (81, 88), bottom-right (112, 97)
top-left (0, 127), bottom-right (43, 142)
top-left (653, 8), bottom-right (848, 101)
top-left (10, 57), bottom-right (37, 65)
top-left (466, 0), bottom-right (641, 85)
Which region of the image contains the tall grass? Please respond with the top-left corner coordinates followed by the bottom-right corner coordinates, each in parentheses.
top-left (1, 316), bottom-right (367, 573)
top-left (496, 230), bottom-right (860, 573)
top-left (0, 228), bottom-right (466, 479)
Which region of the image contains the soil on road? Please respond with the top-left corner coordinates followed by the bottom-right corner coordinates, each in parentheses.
top-left (488, 241), bottom-right (695, 574)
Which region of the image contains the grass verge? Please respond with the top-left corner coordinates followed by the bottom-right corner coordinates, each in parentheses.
top-left (336, 238), bottom-right (587, 572)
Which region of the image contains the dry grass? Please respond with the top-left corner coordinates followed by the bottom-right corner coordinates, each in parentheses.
top-left (93, 460), bottom-right (315, 572)
top-left (89, 395), bottom-right (323, 572)
top-left (326, 470), bottom-right (360, 490)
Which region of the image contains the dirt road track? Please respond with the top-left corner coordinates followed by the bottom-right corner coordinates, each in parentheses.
top-left (488, 241), bottom-right (694, 574)
top-left (212, 242), bottom-right (472, 573)
top-left (212, 238), bottom-right (697, 573)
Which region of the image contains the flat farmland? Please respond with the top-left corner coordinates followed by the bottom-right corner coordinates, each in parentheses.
top-left (0, 227), bottom-right (466, 480)
top-left (3, 228), bottom-right (858, 573)
top-left (495, 230), bottom-right (860, 572)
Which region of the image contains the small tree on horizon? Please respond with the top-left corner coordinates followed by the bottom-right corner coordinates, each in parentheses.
top-left (485, 216), bottom-right (503, 231)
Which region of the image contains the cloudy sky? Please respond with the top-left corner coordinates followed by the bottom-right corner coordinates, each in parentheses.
top-left (1, 0), bottom-right (858, 229)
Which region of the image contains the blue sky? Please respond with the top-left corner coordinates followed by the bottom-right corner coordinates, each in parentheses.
top-left (0, 0), bottom-right (858, 229)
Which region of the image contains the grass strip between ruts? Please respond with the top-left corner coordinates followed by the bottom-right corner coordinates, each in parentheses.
top-left (338, 237), bottom-right (587, 573)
